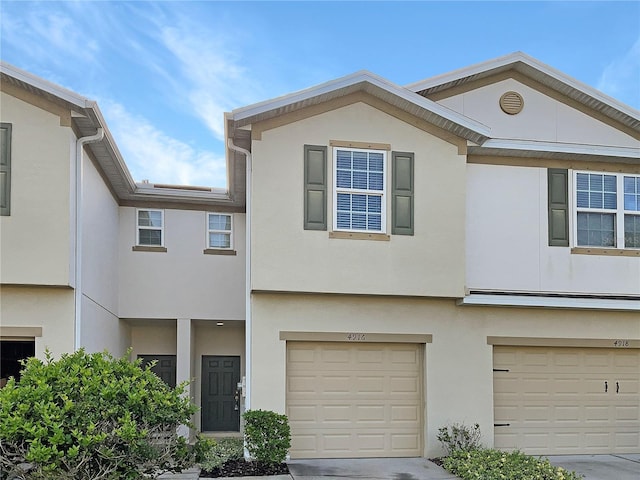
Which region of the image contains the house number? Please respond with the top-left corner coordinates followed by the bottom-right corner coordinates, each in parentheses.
top-left (346, 333), bottom-right (366, 341)
top-left (613, 340), bottom-right (630, 347)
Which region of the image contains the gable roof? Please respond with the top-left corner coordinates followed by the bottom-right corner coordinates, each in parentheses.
top-left (228, 70), bottom-right (492, 145)
top-left (407, 51), bottom-right (640, 134)
top-left (1, 61), bottom-right (244, 210)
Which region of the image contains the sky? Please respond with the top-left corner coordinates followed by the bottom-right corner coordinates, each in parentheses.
top-left (1, 1), bottom-right (639, 188)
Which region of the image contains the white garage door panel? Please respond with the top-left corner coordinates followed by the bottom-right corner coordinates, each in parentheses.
top-left (287, 342), bottom-right (423, 458)
top-left (494, 346), bottom-right (640, 455)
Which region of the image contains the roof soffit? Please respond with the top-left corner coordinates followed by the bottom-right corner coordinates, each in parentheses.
top-left (408, 52), bottom-right (640, 135)
top-left (229, 72), bottom-right (491, 145)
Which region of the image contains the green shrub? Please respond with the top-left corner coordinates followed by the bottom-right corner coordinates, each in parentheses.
top-left (192, 435), bottom-right (217, 464)
top-left (197, 437), bottom-right (243, 471)
top-left (243, 409), bottom-right (290, 464)
top-left (437, 422), bottom-right (482, 455)
top-left (443, 449), bottom-right (584, 480)
top-left (0, 349), bottom-right (197, 480)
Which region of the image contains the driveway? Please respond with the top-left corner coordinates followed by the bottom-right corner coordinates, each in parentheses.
top-left (547, 454), bottom-right (640, 480)
top-left (287, 458), bottom-right (459, 480)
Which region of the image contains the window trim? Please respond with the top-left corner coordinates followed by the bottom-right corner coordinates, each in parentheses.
top-left (572, 171), bottom-right (640, 250)
top-left (332, 146), bottom-right (387, 234)
top-left (206, 212), bottom-right (233, 250)
top-left (136, 208), bottom-right (164, 247)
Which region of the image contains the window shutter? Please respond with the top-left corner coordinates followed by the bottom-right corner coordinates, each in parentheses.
top-left (392, 151), bottom-right (414, 235)
top-left (304, 145), bottom-right (327, 230)
top-left (0, 123), bottom-right (11, 216)
top-left (548, 168), bottom-right (569, 246)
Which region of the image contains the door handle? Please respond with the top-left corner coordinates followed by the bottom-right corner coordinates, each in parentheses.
top-left (234, 391), bottom-right (240, 411)
top-left (604, 381), bottom-right (608, 393)
top-left (616, 382), bottom-right (619, 394)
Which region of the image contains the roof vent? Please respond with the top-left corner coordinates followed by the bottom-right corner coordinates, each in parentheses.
top-left (499, 91), bottom-right (524, 115)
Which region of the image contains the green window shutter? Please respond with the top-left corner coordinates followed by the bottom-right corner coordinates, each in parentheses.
top-left (0, 123), bottom-right (11, 216)
top-left (548, 168), bottom-right (569, 246)
top-left (304, 145), bottom-right (327, 230)
top-left (392, 151), bottom-right (414, 235)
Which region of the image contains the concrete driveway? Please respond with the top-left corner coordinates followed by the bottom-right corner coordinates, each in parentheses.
top-left (547, 454), bottom-right (640, 480)
top-left (287, 458), bottom-right (459, 480)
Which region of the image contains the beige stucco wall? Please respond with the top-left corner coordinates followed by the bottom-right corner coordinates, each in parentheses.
top-left (118, 208), bottom-right (246, 320)
top-left (0, 286), bottom-right (74, 358)
top-left (0, 92), bottom-right (73, 286)
top-left (80, 153), bottom-right (126, 353)
top-left (466, 163), bottom-right (640, 295)
top-left (251, 101), bottom-right (466, 297)
top-left (437, 78), bottom-right (639, 148)
top-left (250, 292), bottom-right (640, 457)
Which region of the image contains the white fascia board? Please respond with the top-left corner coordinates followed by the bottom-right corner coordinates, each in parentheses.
top-left (230, 70), bottom-right (491, 138)
top-left (458, 294), bottom-right (640, 311)
top-left (406, 52), bottom-right (640, 121)
top-left (476, 139), bottom-right (640, 159)
top-left (1, 61), bottom-right (93, 109)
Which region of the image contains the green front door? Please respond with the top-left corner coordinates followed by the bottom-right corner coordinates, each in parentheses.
top-left (201, 356), bottom-right (241, 431)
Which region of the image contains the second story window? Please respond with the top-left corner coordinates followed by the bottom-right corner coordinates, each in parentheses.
top-left (333, 147), bottom-right (386, 233)
top-left (137, 209), bottom-right (164, 246)
top-left (208, 213), bottom-right (232, 249)
top-left (575, 172), bottom-right (640, 249)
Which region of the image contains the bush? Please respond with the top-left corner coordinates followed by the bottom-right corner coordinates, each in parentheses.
top-left (243, 410), bottom-right (290, 464)
top-left (0, 349), bottom-right (197, 480)
top-left (437, 422), bottom-right (482, 455)
top-left (443, 449), bottom-right (584, 480)
top-left (196, 437), bottom-right (243, 471)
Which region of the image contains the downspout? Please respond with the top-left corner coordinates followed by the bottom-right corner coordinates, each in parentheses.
top-left (227, 138), bottom-right (252, 413)
top-left (74, 128), bottom-right (104, 351)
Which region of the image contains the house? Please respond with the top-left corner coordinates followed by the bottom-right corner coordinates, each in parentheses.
top-left (0, 62), bottom-right (248, 434)
top-left (1, 52), bottom-right (639, 459)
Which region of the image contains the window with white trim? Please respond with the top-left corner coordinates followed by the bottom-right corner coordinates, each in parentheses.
top-left (137, 209), bottom-right (164, 246)
top-left (333, 147), bottom-right (386, 232)
top-left (207, 213), bottom-right (232, 249)
top-left (574, 172), bottom-right (640, 249)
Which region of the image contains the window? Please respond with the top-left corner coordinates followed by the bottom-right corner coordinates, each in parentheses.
top-left (207, 213), bottom-right (232, 249)
top-left (0, 123), bottom-right (11, 216)
top-left (333, 147), bottom-right (386, 232)
top-left (574, 172), bottom-right (640, 249)
top-left (137, 209), bottom-right (164, 246)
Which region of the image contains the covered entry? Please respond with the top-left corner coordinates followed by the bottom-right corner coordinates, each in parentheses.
top-left (286, 341), bottom-right (423, 458)
top-left (493, 345), bottom-right (640, 454)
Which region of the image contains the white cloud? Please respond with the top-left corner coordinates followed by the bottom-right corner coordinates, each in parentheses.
top-left (159, 21), bottom-right (261, 140)
top-left (101, 101), bottom-right (227, 188)
top-left (597, 37), bottom-right (640, 109)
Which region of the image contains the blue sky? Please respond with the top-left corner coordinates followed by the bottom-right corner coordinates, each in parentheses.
top-left (2, 1), bottom-right (639, 187)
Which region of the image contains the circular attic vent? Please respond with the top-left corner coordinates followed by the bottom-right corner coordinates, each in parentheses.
top-left (499, 91), bottom-right (524, 115)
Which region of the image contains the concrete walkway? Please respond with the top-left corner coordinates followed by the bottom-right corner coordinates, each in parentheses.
top-left (287, 458), bottom-right (459, 480)
top-left (547, 454), bottom-right (640, 480)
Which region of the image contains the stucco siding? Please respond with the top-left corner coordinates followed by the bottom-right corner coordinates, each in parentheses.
top-left (118, 208), bottom-right (246, 320)
top-left (250, 292), bottom-right (639, 457)
top-left (0, 286), bottom-right (74, 358)
top-left (0, 92), bottom-right (73, 286)
top-left (437, 78), bottom-right (638, 148)
top-left (466, 163), bottom-right (640, 295)
top-left (251, 102), bottom-right (466, 297)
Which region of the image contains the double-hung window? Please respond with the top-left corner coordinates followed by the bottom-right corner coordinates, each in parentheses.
top-left (207, 213), bottom-right (232, 249)
top-left (137, 209), bottom-right (164, 246)
top-left (333, 147), bottom-right (386, 232)
top-left (575, 172), bottom-right (640, 249)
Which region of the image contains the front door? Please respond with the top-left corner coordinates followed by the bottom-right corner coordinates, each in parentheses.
top-left (138, 355), bottom-right (177, 388)
top-left (201, 356), bottom-right (241, 431)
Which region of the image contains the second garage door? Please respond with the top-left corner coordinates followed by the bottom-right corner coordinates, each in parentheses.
top-left (286, 342), bottom-right (423, 458)
top-left (493, 346), bottom-right (640, 454)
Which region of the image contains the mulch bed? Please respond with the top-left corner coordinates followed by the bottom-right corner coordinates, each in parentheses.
top-left (200, 459), bottom-right (290, 478)
top-left (430, 457), bottom-right (445, 467)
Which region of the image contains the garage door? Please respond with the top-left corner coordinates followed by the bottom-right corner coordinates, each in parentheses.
top-left (493, 346), bottom-right (639, 454)
top-left (286, 342), bottom-right (423, 458)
